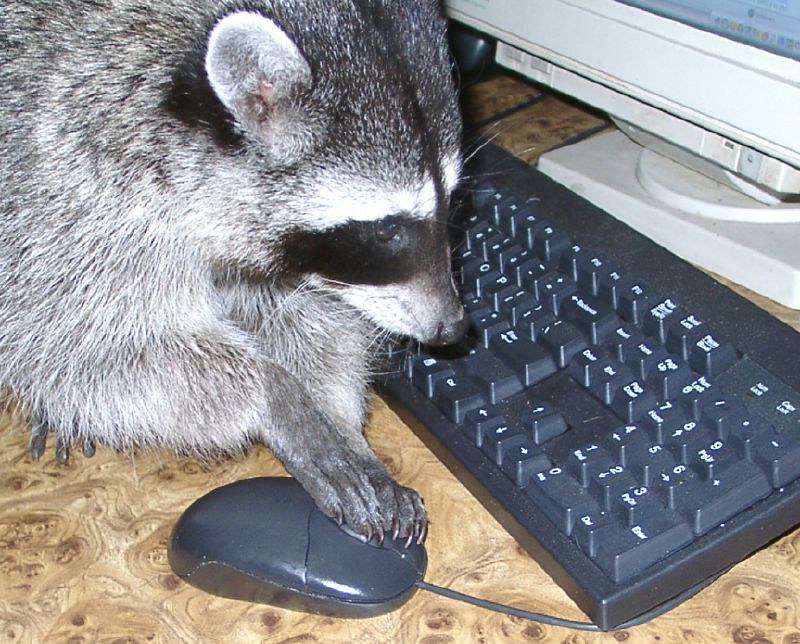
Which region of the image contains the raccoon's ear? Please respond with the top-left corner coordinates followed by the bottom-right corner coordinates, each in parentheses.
top-left (205, 12), bottom-right (313, 161)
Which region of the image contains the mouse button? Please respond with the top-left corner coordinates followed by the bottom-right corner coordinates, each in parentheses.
top-left (168, 477), bottom-right (312, 589)
top-left (304, 511), bottom-right (427, 604)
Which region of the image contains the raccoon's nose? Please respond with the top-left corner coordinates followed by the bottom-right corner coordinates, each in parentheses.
top-left (430, 312), bottom-right (470, 347)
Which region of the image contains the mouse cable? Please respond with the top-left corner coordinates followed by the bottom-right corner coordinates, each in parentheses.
top-left (545, 121), bottom-right (613, 153)
top-left (466, 91), bottom-right (548, 132)
top-left (415, 565), bottom-right (730, 632)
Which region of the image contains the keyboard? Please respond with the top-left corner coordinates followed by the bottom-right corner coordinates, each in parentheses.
top-left (379, 143), bottom-right (800, 630)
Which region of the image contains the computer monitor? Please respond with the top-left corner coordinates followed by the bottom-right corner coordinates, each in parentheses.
top-left (445, 0), bottom-right (800, 309)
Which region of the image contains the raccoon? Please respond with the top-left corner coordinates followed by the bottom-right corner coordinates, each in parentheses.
top-left (0, 0), bottom-right (467, 541)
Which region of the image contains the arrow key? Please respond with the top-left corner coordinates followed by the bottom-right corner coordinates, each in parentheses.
top-left (481, 423), bottom-right (525, 466)
top-left (502, 440), bottom-right (552, 487)
top-left (520, 402), bottom-right (568, 444)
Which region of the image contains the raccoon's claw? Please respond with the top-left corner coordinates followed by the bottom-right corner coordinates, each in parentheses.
top-left (82, 438), bottom-right (96, 458)
top-left (29, 422), bottom-right (48, 462)
top-left (55, 436), bottom-right (69, 465)
top-left (28, 417), bottom-right (94, 463)
top-left (290, 441), bottom-right (427, 546)
top-left (336, 474), bottom-right (426, 547)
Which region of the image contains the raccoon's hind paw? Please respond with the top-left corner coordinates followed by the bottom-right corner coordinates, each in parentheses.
top-left (29, 422), bottom-right (69, 464)
top-left (28, 418), bottom-right (95, 464)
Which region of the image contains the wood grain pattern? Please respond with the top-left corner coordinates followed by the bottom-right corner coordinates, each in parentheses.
top-left (3, 74), bottom-right (800, 643)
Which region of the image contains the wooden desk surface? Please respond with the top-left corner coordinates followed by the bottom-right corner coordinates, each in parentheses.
top-left (3, 75), bottom-right (800, 643)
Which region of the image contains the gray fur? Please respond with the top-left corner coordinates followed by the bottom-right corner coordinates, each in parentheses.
top-left (0, 0), bottom-right (464, 539)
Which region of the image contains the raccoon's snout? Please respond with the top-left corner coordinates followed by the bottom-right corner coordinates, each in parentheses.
top-left (427, 310), bottom-right (470, 347)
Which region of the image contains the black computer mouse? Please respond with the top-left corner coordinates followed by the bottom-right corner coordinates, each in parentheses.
top-left (167, 477), bottom-right (427, 617)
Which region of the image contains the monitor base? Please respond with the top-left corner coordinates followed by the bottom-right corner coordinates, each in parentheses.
top-left (538, 130), bottom-right (800, 309)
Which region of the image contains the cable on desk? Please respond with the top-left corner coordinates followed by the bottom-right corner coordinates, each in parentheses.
top-left (466, 92), bottom-right (548, 132)
top-left (416, 566), bottom-right (730, 631)
top-left (546, 121), bottom-right (613, 152)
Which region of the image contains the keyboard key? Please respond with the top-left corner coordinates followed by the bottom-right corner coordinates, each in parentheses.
top-left (558, 243), bottom-right (587, 281)
top-left (514, 210), bottom-right (544, 248)
top-left (482, 276), bottom-right (518, 311)
top-left (591, 511), bottom-right (693, 582)
top-left (688, 439), bottom-right (737, 481)
top-left (561, 293), bottom-right (620, 343)
top-left (589, 465), bottom-right (638, 510)
top-left (675, 375), bottom-right (718, 419)
top-left (529, 272), bottom-right (578, 313)
top-left (618, 336), bottom-right (669, 381)
top-left (606, 424), bottom-right (650, 467)
top-left (642, 298), bottom-right (684, 343)
top-left (502, 441), bottom-right (551, 487)
top-left (568, 345), bottom-right (611, 387)
top-left (539, 320), bottom-right (589, 368)
top-left (492, 199), bottom-right (537, 237)
top-left (688, 332), bottom-right (738, 377)
top-left (462, 259), bottom-right (501, 294)
top-left (463, 347), bottom-right (523, 404)
top-left (575, 253), bottom-right (612, 295)
top-left (586, 360), bottom-right (634, 406)
top-left (472, 311), bottom-right (511, 348)
top-left (611, 379), bottom-right (658, 423)
top-left (567, 444), bottom-right (615, 487)
top-left (530, 220), bottom-right (572, 261)
top-left (410, 354), bottom-right (455, 398)
top-left (500, 246), bottom-right (533, 276)
top-left (633, 443), bottom-right (678, 487)
top-left (485, 238), bottom-right (522, 266)
top-left (699, 397), bottom-right (748, 439)
top-left (664, 313), bottom-right (707, 360)
top-left (466, 222), bottom-right (502, 255)
top-left (673, 461), bottom-right (771, 535)
top-left (717, 357), bottom-right (800, 434)
top-left (605, 325), bottom-right (642, 361)
top-left (646, 356), bottom-right (695, 402)
top-left (726, 413), bottom-right (772, 459)
top-left (527, 466), bottom-right (600, 535)
top-left (613, 485), bottom-right (663, 526)
top-left (461, 407), bottom-right (507, 447)
top-left (519, 402), bottom-right (568, 444)
top-left (573, 509), bottom-right (612, 558)
top-left (596, 267), bottom-right (626, 306)
top-left (641, 400), bottom-right (691, 444)
top-left (433, 375), bottom-right (486, 424)
top-left (497, 289), bottom-right (539, 325)
top-left (753, 431), bottom-right (800, 488)
top-left (662, 418), bottom-right (712, 464)
top-left (497, 200), bottom-right (534, 236)
top-left (490, 329), bottom-right (558, 387)
top-left (653, 463), bottom-right (702, 510)
top-left (462, 292), bottom-right (492, 319)
top-left (514, 257), bottom-right (549, 288)
top-left (481, 423), bottom-right (526, 466)
top-left (616, 279), bottom-right (660, 326)
top-left (515, 302), bottom-right (558, 341)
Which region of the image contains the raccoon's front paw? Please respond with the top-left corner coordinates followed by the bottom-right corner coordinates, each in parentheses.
top-left (29, 418), bottom-right (95, 464)
top-left (306, 462), bottom-right (427, 546)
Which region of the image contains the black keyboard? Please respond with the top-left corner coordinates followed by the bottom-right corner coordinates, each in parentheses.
top-left (379, 143), bottom-right (800, 630)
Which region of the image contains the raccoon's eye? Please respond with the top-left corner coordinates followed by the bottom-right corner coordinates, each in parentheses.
top-left (375, 219), bottom-right (401, 243)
